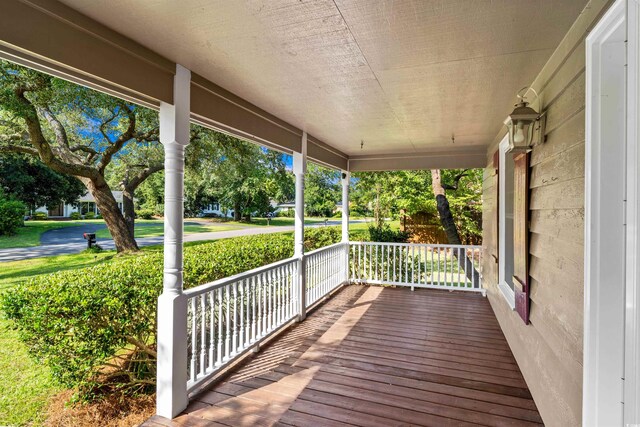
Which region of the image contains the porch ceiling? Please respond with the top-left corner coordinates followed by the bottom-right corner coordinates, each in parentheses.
top-left (57, 0), bottom-right (586, 159)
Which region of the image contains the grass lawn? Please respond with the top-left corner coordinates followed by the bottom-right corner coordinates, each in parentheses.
top-left (94, 221), bottom-right (245, 239)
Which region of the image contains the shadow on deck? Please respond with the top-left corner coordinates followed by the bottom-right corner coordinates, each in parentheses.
top-left (145, 285), bottom-right (542, 426)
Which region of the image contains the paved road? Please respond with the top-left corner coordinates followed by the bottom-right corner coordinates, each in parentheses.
top-left (0, 220), bottom-right (357, 262)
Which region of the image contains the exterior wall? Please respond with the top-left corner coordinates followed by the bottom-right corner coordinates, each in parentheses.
top-left (481, 1), bottom-right (613, 426)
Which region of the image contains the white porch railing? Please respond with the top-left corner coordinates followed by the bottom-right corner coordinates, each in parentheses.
top-left (184, 257), bottom-right (298, 393)
top-left (350, 242), bottom-right (483, 292)
top-left (306, 242), bottom-right (349, 307)
top-left (181, 240), bottom-right (481, 396)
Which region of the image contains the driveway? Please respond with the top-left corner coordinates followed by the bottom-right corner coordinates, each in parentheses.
top-left (0, 220), bottom-right (362, 262)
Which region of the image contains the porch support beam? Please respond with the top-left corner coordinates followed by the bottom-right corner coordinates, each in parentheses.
top-left (341, 170), bottom-right (350, 284)
top-left (156, 64), bottom-right (191, 419)
top-left (341, 171), bottom-right (350, 242)
top-left (294, 132), bottom-right (307, 320)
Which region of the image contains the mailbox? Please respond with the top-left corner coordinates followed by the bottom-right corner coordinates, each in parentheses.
top-left (83, 232), bottom-right (97, 249)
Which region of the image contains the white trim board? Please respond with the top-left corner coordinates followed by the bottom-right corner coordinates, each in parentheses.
top-left (584, 0), bottom-right (639, 424)
top-left (498, 135), bottom-right (516, 310)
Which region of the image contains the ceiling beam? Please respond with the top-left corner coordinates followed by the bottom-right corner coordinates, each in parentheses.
top-left (348, 148), bottom-right (487, 172)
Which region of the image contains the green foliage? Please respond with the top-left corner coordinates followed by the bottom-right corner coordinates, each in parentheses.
top-left (352, 169), bottom-right (482, 244)
top-left (0, 195), bottom-right (25, 235)
top-left (304, 227), bottom-right (341, 251)
top-left (305, 163), bottom-right (340, 217)
top-left (1, 229), bottom-right (340, 401)
top-left (0, 154), bottom-right (85, 211)
top-left (135, 209), bottom-right (154, 220)
top-left (69, 212), bottom-right (82, 220)
top-left (31, 212), bottom-right (48, 220)
top-left (276, 209), bottom-right (295, 218)
top-left (83, 211), bottom-right (95, 220)
top-left (367, 223), bottom-right (409, 243)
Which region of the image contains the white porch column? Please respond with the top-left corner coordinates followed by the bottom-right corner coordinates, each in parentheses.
top-left (341, 170), bottom-right (350, 242)
top-left (341, 170), bottom-right (350, 283)
top-left (156, 64), bottom-right (190, 419)
top-left (294, 132), bottom-right (307, 320)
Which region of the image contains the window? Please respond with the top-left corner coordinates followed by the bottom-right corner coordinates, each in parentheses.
top-left (498, 136), bottom-right (516, 309)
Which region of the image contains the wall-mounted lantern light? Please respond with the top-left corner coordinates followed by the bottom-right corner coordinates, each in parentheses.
top-left (504, 87), bottom-right (546, 153)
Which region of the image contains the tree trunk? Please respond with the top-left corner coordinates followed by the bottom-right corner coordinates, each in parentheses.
top-left (83, 178), bottom-right (139, 252)
top-left (233, 201), bottom-right (241, 221)
top-left (431, 170), bottom-right (479, 285)
top-left (122, 187), bottom-right (135, 241)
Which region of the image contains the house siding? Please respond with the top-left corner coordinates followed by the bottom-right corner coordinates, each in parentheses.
top-left (481, 1), bottom-right (613, 426)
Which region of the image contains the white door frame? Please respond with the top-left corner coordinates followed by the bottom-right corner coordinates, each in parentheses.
top-left (498, 135), bottom-right (516, 310)
top-left (585, 0), bottom-right (640, 424)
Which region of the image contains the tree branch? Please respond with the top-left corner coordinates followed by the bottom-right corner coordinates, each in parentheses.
top-left (12, 86), bottom-right (98, 179)
top-left (124, 163), bottom-right (164, 191)
top-left (98, 103), bottom-right (136, 172)
top-left (38, 106), bottom-right (69, 148)
top-left (0, 144), bottom-right (39, 156)
top-left (442, 170), bottom-right (469, 191)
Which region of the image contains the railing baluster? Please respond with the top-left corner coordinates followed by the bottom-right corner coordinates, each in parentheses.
top-left (411, 244), bottom-right (415, 284)
top-left (199, 294), bottom-right (206, 377)
top-left (189, 297), bottom-right (196, 382)
top-left (217, 287), bottom-right (223, 366)
top-left (209, 291), bottom-right (215, 371)
top-left (224, 285), bottom-right (231, 361)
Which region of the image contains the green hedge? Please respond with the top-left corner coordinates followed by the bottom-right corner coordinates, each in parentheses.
top-left (1, 230), bottom-right (342, 400)
top-left (0, 198), bottom-right (26, 235)
top-left (135, 209), bottom-right (154, 220)
top-left (31, 211), bottom-right (48, 220)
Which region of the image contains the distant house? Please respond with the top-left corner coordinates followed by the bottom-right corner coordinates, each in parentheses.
top-left (201, 201), bottom-right (233, 218)
top-left (34, 191), bottom-right (125, 218)
top-left (274, 202), bottom-right (295, 213)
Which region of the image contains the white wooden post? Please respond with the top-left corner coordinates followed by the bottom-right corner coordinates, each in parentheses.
top-left (341, 170), bottom-right (350, 283)
top-left (156, 64), bottom-right (190, 419)
top-left (294, 133), bottom-right (307, 321)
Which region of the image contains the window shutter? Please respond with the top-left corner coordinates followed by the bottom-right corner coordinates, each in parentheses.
top-left (513, 152), bottom-right (530, 324)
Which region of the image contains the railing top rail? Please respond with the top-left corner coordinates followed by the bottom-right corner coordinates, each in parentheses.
top-left (305, 241), bottom-right (346, 257)
top-left (349, 241), bottom-right (481, 250)
top-left (184, 256), bottom-right (298, 298)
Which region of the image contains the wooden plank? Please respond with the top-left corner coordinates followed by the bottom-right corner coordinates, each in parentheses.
top-left (296, 351), bottom-right (530, 392)
top-left (288, 399), bottom-right (401, 427)
top-left (544, 71), bottom-right (585, 134)
top-left (302, 378), bottom-right (543, 426)
top-left (295, 389), bottom-right (481, 427)
top-left (530, 142), bottom-right (584, 189)
top-left (530, 208), bottom-right (584, 246)
top-left (530, 110), bottom-right (585, 166)
top-left (284, 361), bottom-right (538, 411)
top-left (339, 333), bottom-right (518, 364)
top-left (529, 176), bottom-right (584, 210)
top-left (277, 410), bottom-right (357, 427)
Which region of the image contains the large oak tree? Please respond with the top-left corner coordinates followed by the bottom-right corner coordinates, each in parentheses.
top-left (0, 61), bottom-right (162, 252)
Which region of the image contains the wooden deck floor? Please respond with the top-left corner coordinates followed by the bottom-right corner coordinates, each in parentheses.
top-left (146, 285), bottom-right (543, 427)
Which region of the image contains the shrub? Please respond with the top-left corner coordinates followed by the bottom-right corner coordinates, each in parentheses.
top-left (135, 209), bottom-right (154, 220)
top-left (367, 223), bottom-right (409, 243)
top-left (31, 211), bottom-right (48, 220)
top-left (84, 211), bottom-right (95, 219)
top-left (2, 231), bottom-right (343, 400)
top-left (69, 212), bottom-right (82, 220)
top-left (276, 209), bottom-right (295, 218)
top-left (304, 226), bottom-right (340, 251)
top-left (200, 212), bottom-right (220, 218)
top-left (0, 198), bottom-right (26, 235)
